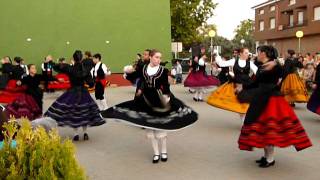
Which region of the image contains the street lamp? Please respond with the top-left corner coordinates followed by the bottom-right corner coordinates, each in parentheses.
top-left (208, 30), bottom-right (216, 62)
top-left (240, 39), bottom-right (245, 47)
top-left (296, 30), bottom-right (304, 53)
top-left (208, 30), bottom-right (216, 76)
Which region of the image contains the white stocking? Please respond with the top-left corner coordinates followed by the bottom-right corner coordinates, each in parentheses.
top-left (147, 131), bottom-right (160, 155)
top-left (82, 126), bottom-right (88, 134)
top-left (73, 128), bottom-right (79, 136)
top-left (264, 145), bottom-right (275, 162)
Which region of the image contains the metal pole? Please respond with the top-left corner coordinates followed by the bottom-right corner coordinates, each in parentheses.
top-left (298, 38), bottom-right (301, 53)
top-left (210, 37), bottom-right (213, 64)
top-left (210, 37), bottom-right (214, 75)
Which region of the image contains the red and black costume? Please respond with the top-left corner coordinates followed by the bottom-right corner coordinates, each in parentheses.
top-left (238, 64), bottom-right (312, 151)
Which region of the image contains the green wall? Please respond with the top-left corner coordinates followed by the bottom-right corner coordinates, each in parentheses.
top-left (0, 0), bottom-right (171, 72)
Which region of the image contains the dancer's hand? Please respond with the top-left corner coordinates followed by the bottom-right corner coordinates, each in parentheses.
top-left (262, 61), bottom-right (277, 71)
top-left (312, 84), bottom-right (317, 90)
top-left (163, 95), bottom-right (170, 103)
top-left (16, 80), bottom-right (22, 86)
top-left (235, 84), bottom-right (243, 94)
top-left (136, 89), bottom-right (142, 96)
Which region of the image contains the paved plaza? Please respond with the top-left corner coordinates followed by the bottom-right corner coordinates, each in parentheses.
top-left (43, 85), bottom-right (320, 180)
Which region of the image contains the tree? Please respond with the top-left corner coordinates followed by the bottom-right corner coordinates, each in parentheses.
top-left (202, 35), bottom-right (235, 58)
top-left (170, 0), bottom-right (217, 49)
top-left (232, 19), bottom-right (255, 53)
top-left (197, 24), bottom-right (218, 42)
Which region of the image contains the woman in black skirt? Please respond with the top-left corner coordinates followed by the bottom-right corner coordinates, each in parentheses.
top-left (101, 49), bottom-right (198, 163)
top-left (45, 50), bottom-right (106, 141)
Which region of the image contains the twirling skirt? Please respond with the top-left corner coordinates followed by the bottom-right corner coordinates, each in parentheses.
top-left (5, 94), bottom-right (42, 120)
top-left (101, 95), bottom-right (198, 131)
top-left (307, 87), bottom-right (320, 115)
top-left (48, 73), bottom-right (71, 90)
top-left (238, 96), bottom-right (312, 151)
top-left (207, 82), bottom-right (249, 114)
top-left (45, 87), bottom-right (106, 128)
top-left (281, 73), bottom-right (309, 103)
top-left (184, 71), bottom-right (220, 88)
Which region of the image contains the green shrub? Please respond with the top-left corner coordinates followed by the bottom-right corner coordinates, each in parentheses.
top-left (0, 119), bottom-right (87, 179)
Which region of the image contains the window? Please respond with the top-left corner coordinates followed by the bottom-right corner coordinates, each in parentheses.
top-left (298, 11), bottom-right (304, 24)
top-left (270, 18), bottom-right (276, 29)
top-left (259, 21), bottom-right (265, 31)
top-left (270, 5), bottom-right (276, 12)
top-left (259, 9), bottom-right (265, 15)
top-left (289, 14), bottom-right (294, 26)
top-left (289, 0), bottom-right (296, 5)
top-left (315, 6), bottom-right (320, 20)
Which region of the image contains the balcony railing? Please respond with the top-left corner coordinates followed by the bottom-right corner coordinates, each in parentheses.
top-left (281, 20), bottom-right (308, 30)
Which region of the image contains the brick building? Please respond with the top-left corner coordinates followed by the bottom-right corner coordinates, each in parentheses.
top-left (253, 0), bottom-right (320, 56)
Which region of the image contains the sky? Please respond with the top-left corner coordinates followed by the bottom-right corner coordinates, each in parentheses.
top-left (207, 0), bottom-right (266, 40)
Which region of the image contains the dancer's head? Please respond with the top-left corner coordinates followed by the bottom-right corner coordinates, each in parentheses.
top-left (143, 49), bottom-right (151, 61)
top-left (1, 56), bottom-right (11, 64)
top-left (287, 49), bottom-right (295, 57)
top-left (239, 48), bottom-right (250, 60)
top-left (14, 56), bottom-right (23, 65)
top-left (73, 50), bottom-right (83, 63)
top-left (28, 64), bottom-right (37, 75)
top-left (257, 45), bottom-right (278, 63)
top-left (93, 53), bottom-right (102, 64)
top-left (58, 57), bottom-right (66, 64)
top-left (149, 49), bottom-right (161, 67)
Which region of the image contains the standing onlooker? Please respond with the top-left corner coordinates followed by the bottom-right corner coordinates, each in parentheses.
top-left (41, 55), bottom-right (54, 92)
top-left (0, 56), bottom-right (13, 89)
top-left (175, 60), bottom-right (183, 84)
top-left (302, 63), bottom-right (315, 91)
top-left (14, 57), bottom-right (29, 78)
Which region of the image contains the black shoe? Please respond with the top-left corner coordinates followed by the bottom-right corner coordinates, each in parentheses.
top-left (73, 135), bottom-right (79, 141)
top-left (198, 99), bottom-right (204, 102)
top-left (84, 133), bottom-right (89, 141)
top-left (161, 153), bottom-right (168, 162)
top-left (259, 160), bottom-right (275, 168)
top-left (189, 89), bottom-right (195, 94)
top-left (193, 97), bottom-right (198, 102)
top-left (153, 155), bottom-right (160, 164)
top-left (256, 157), bottom-right (267, 164)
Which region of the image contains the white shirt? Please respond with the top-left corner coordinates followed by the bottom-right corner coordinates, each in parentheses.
top-left (21, 64), bottom-right (29, 76)
top-left (216, 55), bottom-right (258, 74)
top-left (176, 64), bottom-right (182, 74)
top-left (91, 62), bottom-right (111, 77)
top-left (147, 65), bottom-right (160, 76)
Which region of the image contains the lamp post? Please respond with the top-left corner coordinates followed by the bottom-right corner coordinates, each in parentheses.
top-left (208, 30), bottom-right (216, 76)
top-left (208, 30), bottom-right (216, 63)
top-left (240, 39), bottom-right (245, 47)
top-left (296, 30), bottom-right (304, 53)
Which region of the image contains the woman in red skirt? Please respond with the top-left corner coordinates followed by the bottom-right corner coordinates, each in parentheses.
top-left (237, 45), bottom-right (312, 168)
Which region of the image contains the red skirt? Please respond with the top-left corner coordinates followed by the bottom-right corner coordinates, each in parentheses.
top-left (5, 80), bottom-right (26, 92)
top-left (48, 74), bottom-right (71, 90)
top-left (0, 91), bottom-right (24, 104)
top-left (96, 79), bottom-right (109, 87)
top-left (5, 94), bottom-right (42, 120)
top-left (184, 71), bottom-right (220, 87)
top-left (238, 96), bottom-right (312, 151)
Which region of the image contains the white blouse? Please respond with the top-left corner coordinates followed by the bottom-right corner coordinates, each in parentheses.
top-left (216, 55), bottom-right (258, 74)
top-left (147, 65), bottom-right (160, 76)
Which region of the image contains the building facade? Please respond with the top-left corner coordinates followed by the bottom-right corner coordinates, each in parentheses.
top-left (253, 0), bottom-right (320, 56)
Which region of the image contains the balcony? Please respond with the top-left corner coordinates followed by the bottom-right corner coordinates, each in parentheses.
top-left (280, 20), bottom-right (308, 30)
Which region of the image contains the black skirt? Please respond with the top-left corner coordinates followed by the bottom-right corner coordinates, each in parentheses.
top-left (101, 93), bottom-right (198, 131)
